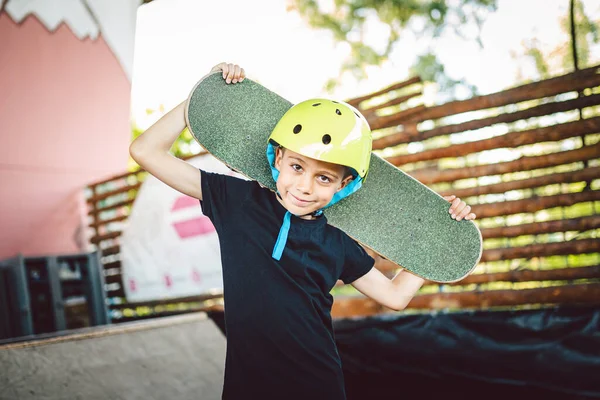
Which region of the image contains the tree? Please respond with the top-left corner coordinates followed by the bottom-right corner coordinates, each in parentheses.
top-left (289, 0), bottom-right (497, 95)
top-left (515, 0), bottom-right (599, 80)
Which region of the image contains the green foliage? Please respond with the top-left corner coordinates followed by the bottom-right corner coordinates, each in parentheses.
top-left (409, 53), bottom-right (479, 101)
top-left (561, 0), bottom-right (600, 69)
top-left (524, 41), bottom-right (551, 78)
top-left (522, 0), bottom-right (599, 78)
top-left (292, 0), bottom-right (497, 93)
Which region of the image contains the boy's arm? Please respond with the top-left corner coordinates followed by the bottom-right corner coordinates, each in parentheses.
top-left (350, 250), bottom-right (425, 311)
top-left (130, 101), bottom-right (204, 199)
top-left (350, 194), bottom-right (476, 310)
top-left (129, 62), bottom-right (245, 200)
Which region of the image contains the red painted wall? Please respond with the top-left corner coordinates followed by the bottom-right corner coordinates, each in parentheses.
top-left (0, 14), bottom-right (132, 258)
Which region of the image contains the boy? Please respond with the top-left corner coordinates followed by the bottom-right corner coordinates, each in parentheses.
top-left (130, 62), bottom-right (476, 399)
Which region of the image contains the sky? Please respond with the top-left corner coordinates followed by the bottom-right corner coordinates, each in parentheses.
top-left (130, 0), bottom-right (600, 129)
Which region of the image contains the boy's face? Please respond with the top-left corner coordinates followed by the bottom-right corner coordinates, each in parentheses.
top-left (274, 147), bottom-right (354, 219)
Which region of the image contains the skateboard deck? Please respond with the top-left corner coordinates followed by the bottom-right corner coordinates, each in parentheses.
top-left (185, 72), bottom-right (483, 283)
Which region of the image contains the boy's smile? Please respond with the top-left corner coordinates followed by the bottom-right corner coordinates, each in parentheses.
top-left (274, 147), bottom-right (353, 219)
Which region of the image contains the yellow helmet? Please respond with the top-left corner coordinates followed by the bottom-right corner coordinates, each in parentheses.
top-left (266, 99), bottom-right (372, 261)
top-left (267, 98), bottom-right (372, 179)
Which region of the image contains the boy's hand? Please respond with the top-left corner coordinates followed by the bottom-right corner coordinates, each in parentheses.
top-left (443, 195), bottom-right (476, 221)
top-left (210, 62), bottom-right (246, 84)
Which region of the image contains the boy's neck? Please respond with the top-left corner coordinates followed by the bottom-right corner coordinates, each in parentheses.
top-left (274, 192), bottom-right (318, 220)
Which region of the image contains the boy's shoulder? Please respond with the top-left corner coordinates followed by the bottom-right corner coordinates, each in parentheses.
top-left (324, 223), bottom-right (356, 245)
top-left (217, 171), bottom-right (273, 204)
top-left (200, 169), bottom-right (259, 205)
top-left (202, 169), bottom-right (255, 188)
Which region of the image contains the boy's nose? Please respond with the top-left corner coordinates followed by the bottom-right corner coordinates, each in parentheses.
top-left (297, 174), bottom-right (313, 194)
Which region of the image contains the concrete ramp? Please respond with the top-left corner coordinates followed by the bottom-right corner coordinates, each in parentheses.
top-left (0, 313), bottom-right (226, 400)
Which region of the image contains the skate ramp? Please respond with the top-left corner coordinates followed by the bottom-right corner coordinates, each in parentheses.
top-left (0, 313), bottom-right (226, 400)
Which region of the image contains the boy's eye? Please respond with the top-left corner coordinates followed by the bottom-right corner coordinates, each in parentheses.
top-left (318, 175), bottom-right (332, 184)
top-left (291, 164), bottom-right (302, 171)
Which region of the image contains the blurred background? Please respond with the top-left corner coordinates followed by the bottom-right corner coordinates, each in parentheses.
top-left (0, 0), bottom-right (599, 399)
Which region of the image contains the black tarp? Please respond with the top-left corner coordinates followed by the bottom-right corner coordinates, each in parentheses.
top-left (208, 306), bottom-right (600, 399)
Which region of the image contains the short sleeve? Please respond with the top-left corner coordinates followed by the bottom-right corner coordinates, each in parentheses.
top-left (339, 233), bottom-right (375, 284)
top-left (199, 169), bottom-right (252, 231)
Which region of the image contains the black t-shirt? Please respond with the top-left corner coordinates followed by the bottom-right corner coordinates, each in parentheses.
top-left (199, 170), bottom-right (374, 400)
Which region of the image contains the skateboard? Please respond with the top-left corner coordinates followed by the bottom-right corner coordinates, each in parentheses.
top-left (185, 72), bottom-right (483, 283)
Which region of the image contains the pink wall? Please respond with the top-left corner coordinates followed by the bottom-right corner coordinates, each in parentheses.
top-left (0, 14), bottom-right (132, 259)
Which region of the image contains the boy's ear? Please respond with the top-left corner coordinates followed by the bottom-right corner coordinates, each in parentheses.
top-left (337, 175), bottom-right (354, 192)
top-left (274, 146), bottom-right (284, 171)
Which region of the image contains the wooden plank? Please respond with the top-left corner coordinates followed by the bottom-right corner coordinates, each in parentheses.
top-left (410, 142), bottom-right (600, 184)
top-left (437, 265), bottom-right (600, 286)
top-left (108, 293), bottom-right (224, 310)
top-left (102, 273), bottom-right (124, 285)
top-left (437, 166), bottom-right (600, 198)
top-left (480, 215), bottom-right (600, 240)
top-left (337, 263), bottom-right (600, 287)
top-left (87, 182), bottom-right (142, 204)
top-left (100, 245), bottom-right (120, 257)
top-left (371, 238), bottom-right (599, 273)
top-left (101, 260), bottom-right (121, 270)
top-left (468, 190), bottom-right (600, 219)
top-left (90, 184), bottom-right (100, 243)
top-left (90, 231), bottom-right (121, 245)
top-left (112, 308), bottom-right (216, 323)
top-left (373, 93), bottom-right (600, 149)
top-left (362, 91), bottom-right (421, 115)
top-left (399, 64), bottom-right (600, 124)
top-left (368, 105), bottom-right (427, 130)
top-left (331, 283), bottom-right (600, 317)
top-left (88, 169), bottom-right (146, 187)
top-left (105, 286), bottom-right (125, 298)
top-left (85, 153), bottom-right (204, 188)
top-left (88, 198), bottom-right (135, 216)
top-left (385, 116), bottom-right (600, 166)
top-left (88, 215), bottom-right (128, 230)
top-left (411, 283), bottom-right (600, 309)
top-left (346, 76), bottom-right (421, 107)
top-left (482, 238), bottom-right (599, 262)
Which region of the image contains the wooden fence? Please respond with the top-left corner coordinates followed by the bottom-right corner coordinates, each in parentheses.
top-left (86, 65), bottom-right (600, 321)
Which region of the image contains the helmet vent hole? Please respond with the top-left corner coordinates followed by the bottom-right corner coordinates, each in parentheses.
top-left (322, 134), bottom-right (331, 145)
top-left (293, 124), bottom-right (302, 134)
top-left (336, 109), bottom-right (341, 115)
top-left (354, 111), bottom-right (360, 117)
top-left (332, 100), bottom-right (339, 104)
top-left (312, 103), bottom-right (321, 107)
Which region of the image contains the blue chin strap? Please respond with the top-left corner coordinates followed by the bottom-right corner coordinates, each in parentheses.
top-left (266, 143), bottom-right (363, 260)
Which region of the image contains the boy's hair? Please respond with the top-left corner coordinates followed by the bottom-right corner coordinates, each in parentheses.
top-left (279, 146), bottom-right (355, 180)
